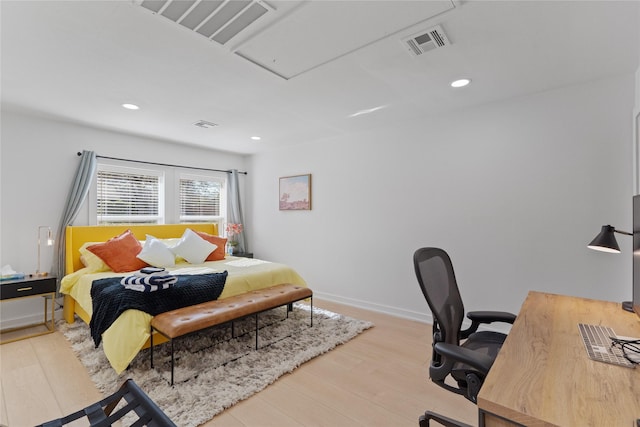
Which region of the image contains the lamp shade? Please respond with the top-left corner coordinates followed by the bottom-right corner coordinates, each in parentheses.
top-left (587, 225), bottom-right (620, 253)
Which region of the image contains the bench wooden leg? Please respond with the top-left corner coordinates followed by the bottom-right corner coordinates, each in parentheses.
top-left (150, 330), bottom-right (175, 386)
top-left (255, 314), bottom-right (259, 350)
top-left (170, 339), bottom-right (175, 386)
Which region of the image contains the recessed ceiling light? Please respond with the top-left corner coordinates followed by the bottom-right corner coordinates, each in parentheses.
top-left (122, 103), bottom-right (140, 110)
top-left (450, 79), bottom-right (471, 88)
top-left (251, 136), bottom-right (261, 141)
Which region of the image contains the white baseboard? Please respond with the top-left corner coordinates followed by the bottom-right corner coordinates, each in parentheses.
top-left (314, 291), bottom-right (511, 334)
top-left (0, 303), bottom-right (64, 330)
top-left (314, 291), bottom-right (433, 324)
top-left (0, 293), bottom-right (509, 335)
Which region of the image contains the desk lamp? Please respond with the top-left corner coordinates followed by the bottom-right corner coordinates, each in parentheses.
top-left (587, 224), bottom-right (633, 311)
top-left (36, 226), bottom-right (54, 277)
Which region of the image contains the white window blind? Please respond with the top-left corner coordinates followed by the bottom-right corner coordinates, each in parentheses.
top-left (179, 176), bottom-right (222, 223)
top-left (96, 167), bottom-right (163, 224)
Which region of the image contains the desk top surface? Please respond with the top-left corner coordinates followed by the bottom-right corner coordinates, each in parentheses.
top-left (478, 291), bottom-right (640, 427)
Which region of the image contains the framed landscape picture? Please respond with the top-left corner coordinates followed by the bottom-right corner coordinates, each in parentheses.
top-left (279, 174), bottom-right (311, 210)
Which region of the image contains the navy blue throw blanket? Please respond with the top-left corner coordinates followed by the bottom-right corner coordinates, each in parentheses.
top-left (90, 271), bottom-right (228, 347)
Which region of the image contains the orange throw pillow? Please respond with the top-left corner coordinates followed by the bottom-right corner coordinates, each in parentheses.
top-left (87, 229), bottom-right (148, 273)
top-left (195, 231), bottom-right (227, 261)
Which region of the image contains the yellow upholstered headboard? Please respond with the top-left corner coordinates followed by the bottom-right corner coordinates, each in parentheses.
top-left (65, 223), bottom-right (219, 275)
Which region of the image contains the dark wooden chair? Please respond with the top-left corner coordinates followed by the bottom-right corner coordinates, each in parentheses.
top-left (36, 379), bottom-right (176, 427)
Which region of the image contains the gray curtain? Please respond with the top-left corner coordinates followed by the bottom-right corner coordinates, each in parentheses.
top-left (227, 169), bottom-right (246, 253)
top-left (55, 150), bottom-right (97, 286)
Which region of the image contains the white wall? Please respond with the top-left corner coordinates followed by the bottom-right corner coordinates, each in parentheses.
top-left (1, 74), bottom-right (635, 330)
top-left (249, 74), bottom-right (636, 324)
top-left (635, 66), bottom-right (640, 194)
top-left (0, 110), bottom-right (247, 327)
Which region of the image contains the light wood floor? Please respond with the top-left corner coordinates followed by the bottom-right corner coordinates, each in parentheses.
top-left (0, 300), bottom-right (477, 426)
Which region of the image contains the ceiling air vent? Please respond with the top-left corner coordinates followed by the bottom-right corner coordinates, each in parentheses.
top-left (137, 0), bottom-right (272, 46)
top-left (401, 25), bottom-right (450, 57)
top-left (193, 120), bottom-right (218, 129)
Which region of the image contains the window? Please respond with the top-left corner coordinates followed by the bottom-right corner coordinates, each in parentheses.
top-left (92, 161), bottom-right (227, 226)
top-left (96, 165), bottom-right (164, 225)
top-left (179, 174), bottom-right (224, 223)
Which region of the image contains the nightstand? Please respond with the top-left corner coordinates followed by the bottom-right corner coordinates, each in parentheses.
top-left (234, 252), bottom-right (254, 258)
top-left (0, 275), bottom-right (56, 344)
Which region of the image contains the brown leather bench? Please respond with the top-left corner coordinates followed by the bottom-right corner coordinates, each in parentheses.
top-left (150, 283), bottom-right (313, 385)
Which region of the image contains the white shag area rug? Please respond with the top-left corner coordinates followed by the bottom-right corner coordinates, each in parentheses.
top-left (58, 304), bottom-right (373, 427)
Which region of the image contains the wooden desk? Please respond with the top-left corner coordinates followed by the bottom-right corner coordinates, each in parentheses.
top-left (478, 291), bottom-right (640, 426)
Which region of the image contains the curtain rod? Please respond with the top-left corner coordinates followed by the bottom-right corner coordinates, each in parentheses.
top-left (77, 152), bottom-right (247, 175)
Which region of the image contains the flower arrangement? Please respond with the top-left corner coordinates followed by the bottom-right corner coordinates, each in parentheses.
top-left (225, 223), bottom-right (243, 254)
top-left (225, 223), bottom-right (243, 242)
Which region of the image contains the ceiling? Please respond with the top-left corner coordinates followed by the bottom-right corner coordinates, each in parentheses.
top-left (2, 0), bottom-right (639, 155)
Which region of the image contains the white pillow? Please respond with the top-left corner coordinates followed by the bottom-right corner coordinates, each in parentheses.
top-left (170, 228), bottom-right (217, 264)
top-left (137, 235), bottom-right (176, 267)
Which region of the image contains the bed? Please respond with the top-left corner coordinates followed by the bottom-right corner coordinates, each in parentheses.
top-left (61, 223), bottom-right (306, 374)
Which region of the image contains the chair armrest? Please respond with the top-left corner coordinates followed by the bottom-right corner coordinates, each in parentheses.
top-left (433, 342), bottom-right (494, 375)
top-left (461, 311), bottom-right (516, 338)
top-left (467, 311), bottom-right (516, 325)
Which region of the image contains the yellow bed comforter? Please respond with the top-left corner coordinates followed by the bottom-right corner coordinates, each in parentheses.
top-left (60, 257), bottom-right (306, 373)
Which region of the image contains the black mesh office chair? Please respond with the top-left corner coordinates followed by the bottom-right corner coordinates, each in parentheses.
top-left (413, 247), bottom-right (517, 427)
